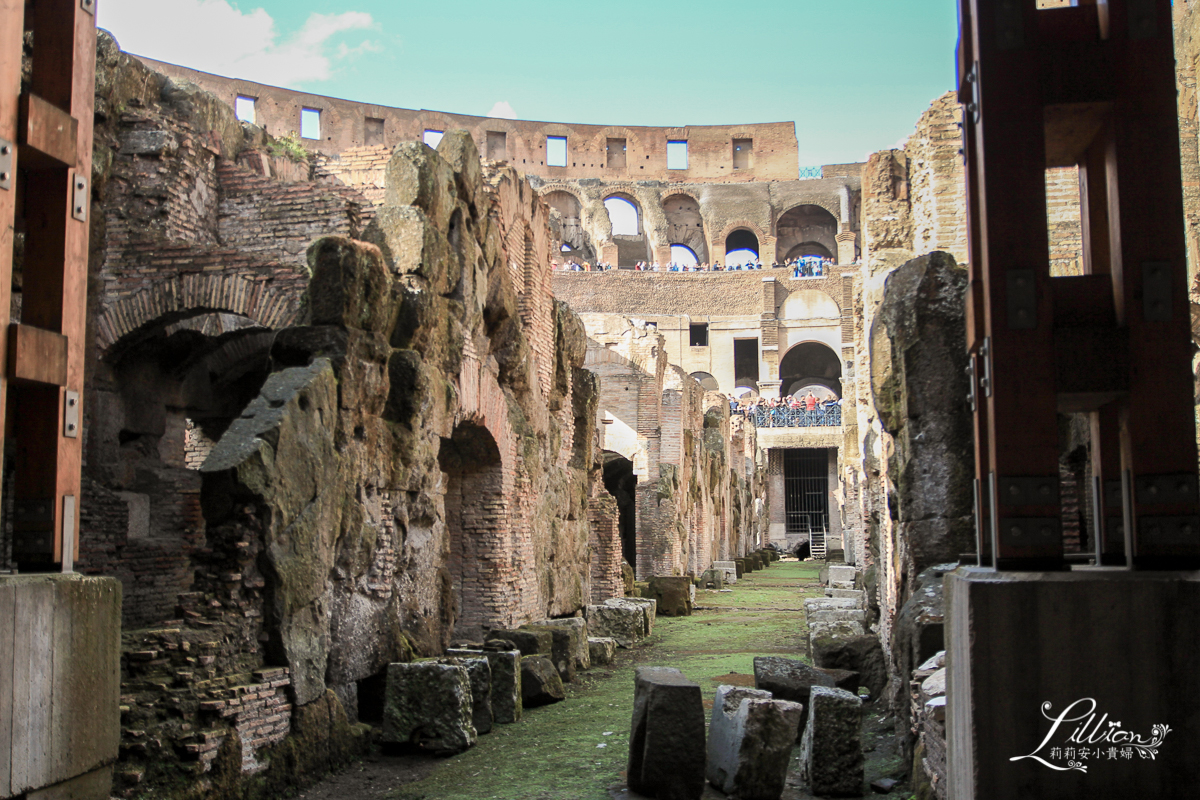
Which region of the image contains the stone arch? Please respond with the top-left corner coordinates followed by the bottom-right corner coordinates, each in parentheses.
top-left (780, 288), bottom-right (842, 320)
top-left (588, 127), bottom-right (647, 166)
top-left (715, 219), bottom-right (769, 247)
top-left (690, 371), bottom-right (719, 392)
top-left (439, 422), bottom-right (506, 638)
top-left (97, 274), bottom-right (303, 356)
top-left (414, 113), bottom-right (460, 144)
top-left (784, 242), bottom-right (834, 261)
top-left (601, 451), bottom-right (638, 571)
top-left (662, 192), bottom-right (708, 263)
top-left (776, 204), bottom-right (839, 264)
top-left (469, 118), bottom-right (528, 161)
top-left (779, 341), bottom-right (843, 397)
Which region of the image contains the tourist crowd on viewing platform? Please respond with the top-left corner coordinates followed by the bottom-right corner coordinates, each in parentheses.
top-left (552, 256), bottom-right (836, 276)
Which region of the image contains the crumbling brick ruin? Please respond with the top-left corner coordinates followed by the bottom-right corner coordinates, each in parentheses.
top-left (9, 7), bottom-right (1200, 798)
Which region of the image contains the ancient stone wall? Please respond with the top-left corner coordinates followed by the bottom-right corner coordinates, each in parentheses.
top-left (74, 37), bottom-right (623, 799)
top-left (584, 317), bottom-right (764, 580)
top-left (133, 57), bottom-right (802, 183)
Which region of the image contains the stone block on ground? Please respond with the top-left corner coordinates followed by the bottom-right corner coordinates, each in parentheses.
top-left (520, 623), bottom-right (578, 682)
top-left (534, 617), bottom-right (591, 670)
top-left (828, 565), bottom-right (856, 584)
top-left (805, 597), bottom-right (861, 611)
top-left (587, 603), bottom-right (644, 648)
top-left (707, 685), bottom-right (804, 799)
top-left (700, 569), bottom-right (724, 590)
top-left (383, 662), bottom-right (476, 754)
top-left (588, 636), bottom-right (617, 665)
top-left (734, 558), bottom-right (746, 578)
top-left (484, 628), bottom-right (551, 657)
top-left (741, 556), bottom-right (755, 573)
top-left (808, 618), bottom-right (868, 659)
top-left (812, 634), bottom-right (887, 700)
top-left (520, 655), bottom-right (565, 707)
top-left (628, 666), bottom-right (706, 800)
top-left (646, 576), bottom-right (694, 617)
top-left (825, 588), bottom-right (865, 600)
top-left (446, 647), bottom-right (522, 724)
top-left (616, 596), bottom-right (657, 635)
top-left (799, 686), bottom-right (864, 797)
top-left (713, 560), bottom-right (738, 584)
top-left (753, 656), bottom-right (836, 738)
top-left (437, 656), bottom-right (492, 735)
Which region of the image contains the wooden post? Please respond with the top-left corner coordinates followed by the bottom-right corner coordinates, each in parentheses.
top-left (6, 0), bottom-right (95, 570)
top-left (959, 0), bottom-right (1199, 569)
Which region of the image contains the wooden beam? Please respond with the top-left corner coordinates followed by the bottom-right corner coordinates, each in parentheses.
top-left (6, 324), bottom-right (68, 386)
top-left (17, 93), bottom-right (77, 169)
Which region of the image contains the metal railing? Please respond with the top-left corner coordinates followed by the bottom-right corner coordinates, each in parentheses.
top-left (797, 165), bottom-right (824, 180)
top-left (742, 406), bottom-right (842, 428)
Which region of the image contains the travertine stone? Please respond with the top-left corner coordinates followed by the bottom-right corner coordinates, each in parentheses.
top-left (520, 624), bottom-right (578, 683)
top-left (383, 662), bottom-right (476, 754)
top-left (588, 637), bottom-right (617, 665)
top-left (753, 656), bottom-right (836, 739)
top-left (707, 685), bottom-right (805, 800)
top-left (436, 656), bottom-right (492, 735)
top-left (520, 656), bottom-right (565, 707)
top-left (627, 667), bottom-right (705, 800)
top-left (799, 686), bottom-right (864, 797)
top-left (444, 648), bottom-right (522, 724)
top-left (533, 617), bottom-right (591, 670)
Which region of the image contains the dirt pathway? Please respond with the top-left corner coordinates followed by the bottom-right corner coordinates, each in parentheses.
top-left (295, 560), bottom-right (908, 800)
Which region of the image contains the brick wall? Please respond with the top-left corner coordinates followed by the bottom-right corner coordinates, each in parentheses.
top-left (134, 57), bottom-right (803, 184)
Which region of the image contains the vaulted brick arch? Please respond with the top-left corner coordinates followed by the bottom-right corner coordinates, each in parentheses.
top-left (97, 273), bottom-right (304, 355)
top-left (661, 192), bottom-right (708, 263)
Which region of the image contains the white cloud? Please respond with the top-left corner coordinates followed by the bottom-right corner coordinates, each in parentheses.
top-left (97, 0), bottom-right (376, 86)
top-left (488, 101), bottom-right (517, 120)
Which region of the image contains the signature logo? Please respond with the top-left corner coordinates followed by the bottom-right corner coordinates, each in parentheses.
top-left (1011, 698), bottom-right (1171, 773)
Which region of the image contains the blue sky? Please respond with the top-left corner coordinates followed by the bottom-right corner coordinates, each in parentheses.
top-left (97, 0), bottom-right (961, 166)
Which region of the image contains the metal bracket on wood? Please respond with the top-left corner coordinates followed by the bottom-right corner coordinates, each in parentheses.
top-left (71, 171), bottom-right (87, 222)
top-left (81, 0), bottom-right (95, 14)
top-left (64, 390), bottom-right (80, 438)
top-left (979, 338), bottom-right (993, 398)
top-left (0, 138), bottom-right (11, 190)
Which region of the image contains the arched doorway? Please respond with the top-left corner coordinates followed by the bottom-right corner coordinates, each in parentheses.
top-left (602, 453), bottom-right (637, 571)
top-left (779, 342), bottom-right (842, 398)
top-left (663, 194), bottom-right (707, 263)
top-left (604, 196), bottom-right (640, 236)
top-left (776, 205), bottom-right (839, 263)
top-left (543, 190), bottom-right (593, 261)
top-left (604, 194), bottom-right (649, 266)
top-left (439, 422), bottom-right (504, 638)
top-left (725, 229), bottom-right (759, 266)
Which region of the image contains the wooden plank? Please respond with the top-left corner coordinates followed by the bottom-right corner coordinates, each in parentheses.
top-left (6, 323), bottom-right (68, 385)
top-left (11, 581), bottom-right (54, 794)
top-left (0, 0), bottom-right (27, 558)
top-left (18, 92), bottom-right (76, 168)
top-left (49, 578), bottom-right (73, 783)
top-left (0, 582), bottom-right (15, 797)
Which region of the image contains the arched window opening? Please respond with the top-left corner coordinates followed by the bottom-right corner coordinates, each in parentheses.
top-left (777, 205), bottom-right (839, 264)
top-left (605, 196), bottom-right (641, 237)
top-left (663, 194), bottom-right (707, 263)
top-left (725, 229), bottom-right (759, 266)
top-left (670, 245), bottom-right (699, 267)
top-left (689, 371), bottom-right (719, 391)
top-left (779, 341), bottom-right (843, 398)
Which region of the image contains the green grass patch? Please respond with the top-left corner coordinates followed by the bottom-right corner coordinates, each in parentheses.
top-left (389, 561), bottom-right (826, 800)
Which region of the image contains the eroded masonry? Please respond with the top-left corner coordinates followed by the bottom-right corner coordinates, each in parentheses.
top-left (5, 3), bottom-right (1200, 798)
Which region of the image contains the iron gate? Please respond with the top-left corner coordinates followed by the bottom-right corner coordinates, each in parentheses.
top-left (784, 448), bottom-right (828, 535)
